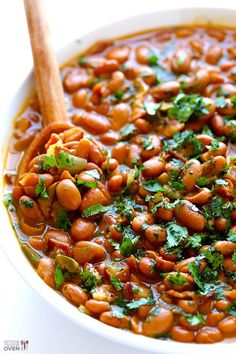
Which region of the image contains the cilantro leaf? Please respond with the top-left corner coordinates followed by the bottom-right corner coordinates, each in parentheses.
top-left (215, 96), bottom-right (227, 108)
top-left (120, 226), bottom-right (140, 257)
top-left (228, 232), bottom-right (236, 243)
top-left (110, 306), bottom-right (125, 318)
top-left (184, 312), bottom-right (205, 326)
top-left (85, 169), bottom-right (100, 179)
top-left (55, 210), bottom-right (71, 232)
top-left (43, 154), bottom-right (57, 169)
top-left (77, 179), bottom-right (98, 188)
top-left (143, 102), bottom-right (162, 116)
top-left (185, 233), bottom-right (206, 250)
top-left (166, 222), bottom-right (188, 248)
top-left (231, 95), bottom-right (236, 107)
top-left (148, 50), bottom-right (158, 66)
top-left (43, 151), bottom-right (75, 170)
top-left (126, 296), bottom-right (155, 310)
top-left (144, 179), bottom-right (165, 192)
top-left (35, 176), bottom-right (49, 200)
top-left (168, 93), bottom-right (209, 123)
top-left (162, 272), bottom-right (188, 286)
top-left (120, 124), bottom-right (137, 139)
top-left (196, 177), bottom-right (210, 187)
top-left (80, 267), bottom-right (101, 290)
top-left (112, 90), bottom-right (123, 102)
top-left (19, 198), bottom-right (34, 208)
top-left (164, 130), bottom-right (203, 158)
top-left (215, 179), bottom-right (228, 186)
top-left (227, 301), bottom-right (236, 316)
top-left (110, 275), bottom-right (123, 291)
top-left (82, 204), bottom-right (111, 217)
top-left (142, 136), bottom-right (154, 150)
top-left (202, 248), bottom-right (224, 269)
top-left (78, 56), bottom-right (88, 66)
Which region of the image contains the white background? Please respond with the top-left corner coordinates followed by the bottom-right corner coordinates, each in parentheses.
top-left (0, 1), bottom-right (236, 354)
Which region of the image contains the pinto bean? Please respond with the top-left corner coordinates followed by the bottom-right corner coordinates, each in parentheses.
top-left (206, 46), bottom-right (223, 64)
top-left (85, 300), bottom-right (111, 315)
top-left (214, 241), bottom-right (236, 256)
top-left (108, 175), bottom-right (123, 193)
top-left (56, 179), bottom-right (81, 211)
top-left (19, 196), bottom-right (43, 222)
top-left (141, 135), bottom-right (162, 160)
top-left (135, 46), bottom-right (150, 64)
top-left (203, 156), bottom-right (227, 176)
top-left (61, 282), bottom-right (88, 306)
top-left (79, 188), bottom-right (109, 212)
top-left (223, 257), bottom-right (236, 272)
top-left (73, 110), bottom-right (111, 134)
top-left (218, 316), bottom-right (236, 334)
top-left (195, 327), bottom-right (222, 343)
top-left (100, 311), bottom-right (130, 328)
top-left (178, 300), bottom-right (198, 314)
top-left (71, 217), bottom-right (96, 241)
top-left (139, 257), bottom-right (157, 278)
top-left (185, 188), bottom-right (211, 205)
top-left (132, 213), bottom-right (155, 233)
top-left (106, 46), bottom-right (130, 63)
top-left (171, 49), bottom-right (191, 74)
top-left (142, 308), bottom-right (174, 336)
top-left (144, 225), bottom-right (167, 246)
top-left (142, 157), bottom-right (165, 178)
top-left (111, 103), bottom-right (130, 131)
top-left (151, 81), bottom-right (180, 101)
top-left (72, 241), bottom-right (107, 264)
top-left (111, 142), bottom-right (128, 164)
top-left (201, 142), bottom-right (227, 161)
top-left (182, 159), bottom-right (202, 192)
top-left (155, 256), bottom-right (175, 272)
top-left (108, 71), bottom-right (125, 92)
top-left (206, 311), bottom-right (225, 326)
top-left (175, 201), bottom-right (206, 231)
top-left (170, 326), bottom-right (195, 342)
top-left (37, 257), bottom-right (55, 288)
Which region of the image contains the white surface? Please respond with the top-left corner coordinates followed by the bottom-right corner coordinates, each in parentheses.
top-left (1, 1), bottom-right (236, 354)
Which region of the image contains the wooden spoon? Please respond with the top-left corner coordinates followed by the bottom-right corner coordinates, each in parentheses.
top-left (20, 0), bottom-right (72, 176)
top-left (24, 0), bottom-right (67, 126)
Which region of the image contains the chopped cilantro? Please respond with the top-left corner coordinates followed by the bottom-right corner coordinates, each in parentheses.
top-left (163, 130), bottom-right (203, 158)
top-left (120, 226), bottom-right (140, 257)
top-left (54, 264), bottom-right (65, 289)
top-left (196, 177), bottom-right (210, 187)
top-left (185, 233), bottom-right (206, 250)
top-left (166, 222), bottom-right (188, 249)
top-left (35, 176), bottom-right (49, 200)
top-left (111, 306), bottom-right (125, 318)
top-left (112, 90), bottom-right (123, 102)
top-left (215, 179), bottom-right (228, 186)
top-left (215, 96), bottom-right (227, 108)
top-left (168, 93), bottom-right (209, 123)
top-left (144, 179), bottom-right (165, 192)
top-left (162, 272), bottom-right (188, 286)
top-left (77, 179), bottom-right (98, 188)
top-left (142, 136), bottom-right (154, 150)
top-left (232, 251), bottom-right (236, 264)
top-left (80, 267), bottom-right (101, 290)
top-left (184, 312), bottom-right (205, 326)
top-left (208, 139), bottom-right (220, 151)
top-left (147, 50), bottom-right (158, 66)
top-left (126, 296), bottom-right (155, 310)
top-left (110, 275), bottom-right (123, 291)
top-left (43, 151), bottom-right (75, 170)
top-left (78, 56), bottom-right (88, 66)
top-left (82, 204), bottom-right (110, 217)
top-left (228, 232), bottom-right (236, 243)
top-left (55, 210), bottom-right (71, 232)
top-left (149, 306), bottom-right (160, 316)
top-left (143, 102), bottom-right (162, 116)
top-left (202, 248), bottom-right (224, 269)
top-left (120, 124), bottom-right (137, 139)
top-left (227, 301), bottom-right (236, 316)
top-left (231, 95), bottom-right (236, 107)
top-left (85, 169), bottom-right (100, 179)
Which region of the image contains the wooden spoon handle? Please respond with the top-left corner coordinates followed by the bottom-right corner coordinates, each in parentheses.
top-left (24, 0), bottom-right (67, 126)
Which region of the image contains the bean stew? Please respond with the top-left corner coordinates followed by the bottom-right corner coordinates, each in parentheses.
top-left (4, 26), bottom-right (236, 343)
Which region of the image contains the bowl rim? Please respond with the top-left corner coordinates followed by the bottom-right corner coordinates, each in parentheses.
top-left (1, 6), bottom-right (236, 353)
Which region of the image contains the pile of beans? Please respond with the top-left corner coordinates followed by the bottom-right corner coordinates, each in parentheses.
top-left (4, 26), bottom-right (236, 343)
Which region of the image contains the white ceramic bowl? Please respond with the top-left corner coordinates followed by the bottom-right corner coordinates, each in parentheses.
top-left (1, 7), bottom-right (236, 354)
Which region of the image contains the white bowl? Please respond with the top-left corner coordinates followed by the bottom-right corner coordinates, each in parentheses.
top-left (1, 6), bottom-right (235, 354)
